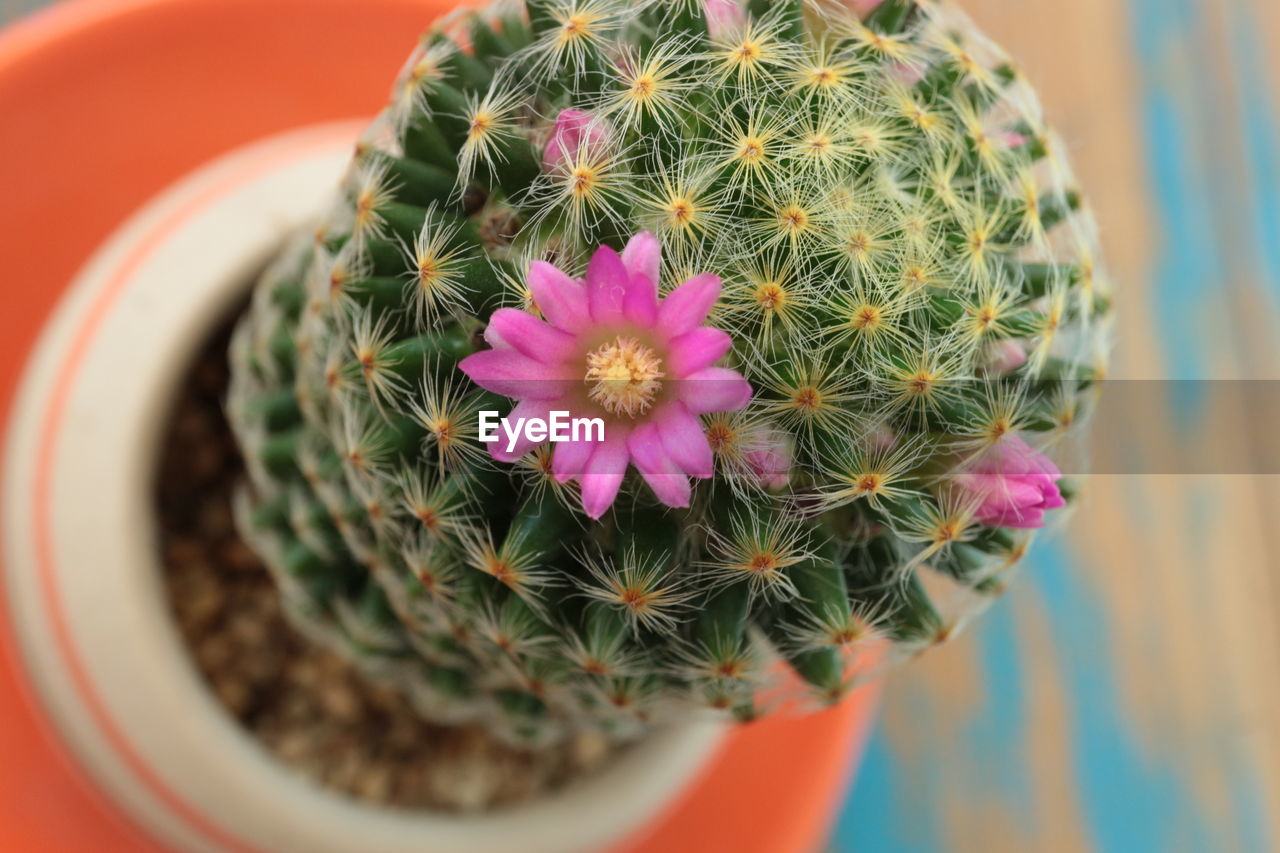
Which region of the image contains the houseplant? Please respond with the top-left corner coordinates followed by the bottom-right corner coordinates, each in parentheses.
top-left (0, 0), bottom-right (1109, 850)
top-left (228, 0), bottom-right (1109, 795)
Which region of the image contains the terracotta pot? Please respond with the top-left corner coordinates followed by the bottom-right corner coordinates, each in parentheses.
top-left (0, 2), bottom-right (880, 851)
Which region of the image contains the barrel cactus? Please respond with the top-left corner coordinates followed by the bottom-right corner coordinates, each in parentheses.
top-left (227, 0), bottom-right (1110, 748)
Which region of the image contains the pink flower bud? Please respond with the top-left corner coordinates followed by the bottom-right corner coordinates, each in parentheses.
top-left (982, 339), bottom-right (1028, 375)
top-left (704, 0), bottom-right (746, 41)
top-left (888, 62), bottom-right (925, 86)
top-left (542, 109), bottom-right (612, 171)
top-left (866, 422), bottom-right (897, 452)
top-left (743, 427), bottom-right (793, 491)
top-left (954, 435), bottom-right (1066, 529)
top-left (998, 130), bottom-right (1031, 150)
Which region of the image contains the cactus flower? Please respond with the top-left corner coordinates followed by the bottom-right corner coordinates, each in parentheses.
top-left (956, 435), bottom-right (1066, 529)
top-left (459, 232), bottom-right (752, 519)
top-left (704, 0), bottom-right (746, 40)
top-left (542, 109), bottom-right (613, 171)
top-left (743, 427), bottom-right (793, 490)
top-left (982, 338), bottom-right (1029, 375)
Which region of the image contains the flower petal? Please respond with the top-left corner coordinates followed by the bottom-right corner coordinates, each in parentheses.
top-left (983, 506), bottom-right (1047, 529)
top-left (657, 273), bottom-right (720, 337)
top-left (1038, 484), bottom-right (1067, 510)
top-left (580, 426), bottom-right (631, 519)
top-left (623, 272), bottom-right (659, 325)
top-left (528, 260), bottom-right (591, 333)
top-left (653, 401), bottom-right (714, 478)
top-left (677, 367), bottom-right (753, 414)
top-left (485, 308), bottom-right (580, 366)
top-left (621, 231), bottom-right (660, 286)
top-left (543, 109), bottom-right (613, 171)
top-left (628, 423), bottom-right (691, 508)
top-left (482, 322), bottom-right (514, 350)
top-left (667, 327), bottom-right (732, 377)
top-left (995, 478), bottom-right (1045, 508)
top-left (586, 244), bottom-right (629, 325)
top-left (552, 437), bottom-right (595, 483)
top-left (458, 349), bottom-right (565, 400)
top-left (705, 0), bottom-right (747, 40)
top-left (489, 399), bottom-right (553, 463)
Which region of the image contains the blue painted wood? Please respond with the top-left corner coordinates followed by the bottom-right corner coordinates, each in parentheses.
top-left (833, 0), bottom-right (1280, 849)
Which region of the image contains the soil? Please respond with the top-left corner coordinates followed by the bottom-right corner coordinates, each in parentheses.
top-left (156, 319), bottom-right (609, 812)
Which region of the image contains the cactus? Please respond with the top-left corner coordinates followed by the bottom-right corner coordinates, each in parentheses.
top-left (227, 0), bottom-right (1110, 747)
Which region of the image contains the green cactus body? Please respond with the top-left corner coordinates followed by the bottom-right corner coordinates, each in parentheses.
top-left (227, 0), bottom-right (1111, 747)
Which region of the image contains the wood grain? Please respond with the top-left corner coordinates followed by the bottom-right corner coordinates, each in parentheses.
top-left (836, 1), bottom-right (1280, 850)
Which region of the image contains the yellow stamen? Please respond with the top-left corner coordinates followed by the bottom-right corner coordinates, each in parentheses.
top-left (851, 304), bottom-right (882, 333)
top-left (585, 336), bottom-right (665, 417)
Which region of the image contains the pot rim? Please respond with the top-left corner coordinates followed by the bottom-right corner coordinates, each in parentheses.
top-left (0, 3), bottom-right (880, 852)
top-left (1, 123), bottom-right (732, 853)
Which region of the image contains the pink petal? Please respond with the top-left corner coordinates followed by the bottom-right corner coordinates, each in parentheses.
top-left (528, 261), bottom-right (591, 333)
top-left (482, 322), bottom-right (514, 350)
top-left (485, 308), bottom-right (579, 366)
top-left (543, 109), bottom-right (613, 171)
top-left (621, 232), bottom-right (660, 287)
top-left (458, 349), bottom-right (564, 400)
top-left (705, 0), bottom-right (747, 40)
top-left (965, 475), bottom-right (1038, 514)
top-left (1038, 484), bottom-right (1067, 510)
top-left (984, 507), bottom-right (1046, 529)
top-left (997, 478), bottom-right (1044, 508)
top-left (628, 423), bottom-right (691, 508)
top-left (667, 327), bottom-right (732, 377)
top-left (585, 244), bottom-right (629, 325)
top-left (489, 399), bottom-right (552, 463)
top-left (1029, 451), bottom-right (1063, 478)
top-left (580, 426), bottom-right (632, 519)
top-left (653, 401), bottom-right (713, 478)
top-left (552, 437), bottom-right (595, 483)
top-left (657, 273), bottom-right (721, 338)
top-left (677, 367), bottom-right (753, 414)
top-left (623, 273), bottom-right (659, 325)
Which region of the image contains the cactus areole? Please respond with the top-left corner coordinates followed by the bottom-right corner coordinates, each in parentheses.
top-left (228, 0), bottom-right (1110, 748)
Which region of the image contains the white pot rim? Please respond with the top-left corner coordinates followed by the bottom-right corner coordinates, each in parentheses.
top-left (1, 123), bottom-right (726, 853)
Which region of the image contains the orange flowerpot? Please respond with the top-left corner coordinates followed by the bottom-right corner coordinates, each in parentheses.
top-left (0, 2), bottom-right (880, 851)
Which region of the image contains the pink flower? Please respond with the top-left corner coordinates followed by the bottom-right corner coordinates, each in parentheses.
top-left (704, 0), bottom-right (746, 40)
top-left (998, 130), bottom-right (1031, 150)
top-left (542, 109), bottom-right (613, 171)
top-left (955, 435), bottom-right (1066, 529)
top-left (888, 61), bottom-right (925, 86)
top-left (982, 338), bottom-right (1028, 375)
top-left (459, 233), bottom-right (753, 519)
top-left (866, 421), bottom-right (897, 453)
top-left (742, 427), bottom-right (792, 491)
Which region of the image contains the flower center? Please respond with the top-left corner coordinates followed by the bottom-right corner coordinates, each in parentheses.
top-left (668, 198), bottom-right (695, 226)
top-left (585, 336), bottom-right (665, 417)
top-left (467, 112), bottom-right (494, 142)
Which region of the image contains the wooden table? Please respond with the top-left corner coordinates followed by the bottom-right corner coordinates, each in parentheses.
top-left (2, 1), bottom-right (1276, 851)
top-left (834, 1), bottom-right (1280, 850)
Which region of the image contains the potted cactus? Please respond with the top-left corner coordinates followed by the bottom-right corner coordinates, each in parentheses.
top-left (232, 0), bottom-right (1106, 733)
top-left (1, 0), bottom-right (1110, 850)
